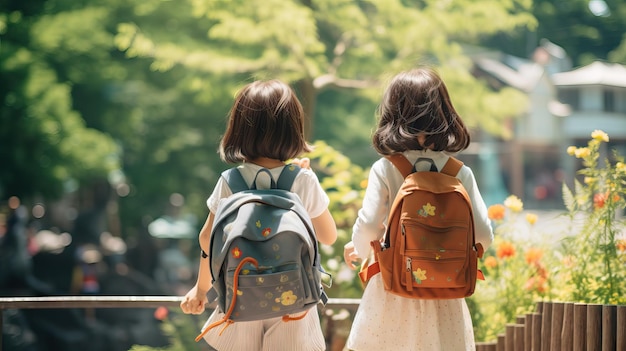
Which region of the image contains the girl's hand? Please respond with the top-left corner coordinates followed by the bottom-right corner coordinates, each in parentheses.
top-left (343, 241), bottom-right (360, 270)
top-left (180, 285), bottom-right (209, 315)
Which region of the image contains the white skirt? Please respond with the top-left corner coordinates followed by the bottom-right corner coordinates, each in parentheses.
top-left (201, 305), bottom-right (326, 351)
top-left (346, 275), bottom-right (475, 351)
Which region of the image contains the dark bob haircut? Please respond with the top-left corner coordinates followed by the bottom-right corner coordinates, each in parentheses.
top-left (219, 80), bottom-right (312, 163)
top-left (372, 67), bottom-right (471, 155)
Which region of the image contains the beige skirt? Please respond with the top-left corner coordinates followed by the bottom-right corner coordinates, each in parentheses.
top-left (201, 305), bottom-right (326, 351)
top-left (346, 274), bottom-right (475, 351)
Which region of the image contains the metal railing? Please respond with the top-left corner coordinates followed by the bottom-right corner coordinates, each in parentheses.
top-left (0, 296), bottom-right (361, 351)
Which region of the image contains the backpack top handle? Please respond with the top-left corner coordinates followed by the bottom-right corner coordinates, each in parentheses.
top-left (222, 164), bottom-right (302, 193)
top-left (386, 154), bottom-right (463, 178)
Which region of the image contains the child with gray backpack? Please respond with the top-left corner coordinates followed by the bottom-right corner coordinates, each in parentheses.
top-left (180, 79), bottom-right (337, 351)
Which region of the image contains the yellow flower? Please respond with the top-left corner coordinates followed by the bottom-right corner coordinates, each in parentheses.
top-left (574, 147), bottom-right (590, 158)
top-left (504, 195), bottom-right (523, 213)
top-left (584, 177), bottom-right (596, 185)
top-left (278, 291), bottom-right (298, 306)
top-left (423, 203), bottom-right (436, 216)
top-left (616, 162), bottom-right (626, 172)
top-left (412, 268), bottom-right (427, 283)
top-left (591, 130), bottom-right (609, 142)
top-left (566, 146), bottom-right (577, 156)
top-left (525, 213), bottom-right (537, 225)
top-left (360, 179), bottom-right (368, 188)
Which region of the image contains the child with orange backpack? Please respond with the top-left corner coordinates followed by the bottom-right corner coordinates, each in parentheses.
top-left (343, 67), bottom-right (494, 350)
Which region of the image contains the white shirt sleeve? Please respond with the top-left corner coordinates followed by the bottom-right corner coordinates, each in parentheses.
top-left (291, 168), bottom-right (330, 219)
top-left (352, 159), bottom-right (392, 261)
top-left (206, 176), bottom-right (232, 214)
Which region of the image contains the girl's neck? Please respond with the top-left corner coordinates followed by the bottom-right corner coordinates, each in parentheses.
top-left (248, 157), bottom-right (285, 168)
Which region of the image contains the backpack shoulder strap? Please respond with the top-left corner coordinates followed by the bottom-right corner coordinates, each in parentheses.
top-left (440, 157), bottom-right (463, 177)
top-left (221, 168), bottom-right (250, 193)
top-left (385, 154), bottom-right (413, 178)
top-left (276, 164), bottom-right (301, 191)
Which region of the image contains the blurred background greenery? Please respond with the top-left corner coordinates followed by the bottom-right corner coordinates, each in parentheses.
top-left (2, 0), bottom-right (626, 349)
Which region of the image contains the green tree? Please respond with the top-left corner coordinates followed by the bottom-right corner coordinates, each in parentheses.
top-left (0, 5), bottom-right (119, 200)
top-left (116, 0), bottom-right (534, 143)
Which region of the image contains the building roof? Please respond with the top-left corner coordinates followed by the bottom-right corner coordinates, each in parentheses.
top-left (551, 61), bottom-right (626, 88)
top-left (474, 57), bottom-right (544, 92)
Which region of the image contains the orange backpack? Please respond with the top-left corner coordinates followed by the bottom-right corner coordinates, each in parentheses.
top-left (359, 154), bottom-right (484, 299)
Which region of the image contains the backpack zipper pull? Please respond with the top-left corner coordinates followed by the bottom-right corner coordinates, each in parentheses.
top-left (405, 257), bottom-right (413, 292)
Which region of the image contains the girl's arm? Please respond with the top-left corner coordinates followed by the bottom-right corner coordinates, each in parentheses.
top-left (311, 209), bottom-right (337, 246)
top-left (180, 212), bottom-right (214, 315)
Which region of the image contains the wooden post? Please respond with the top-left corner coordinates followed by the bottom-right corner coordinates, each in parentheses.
top-left (561, 302), bottom-right (574, 351)
top-left (550, 302), bottom-right (565, 350)
top-left (617, 305), bottom-right (626, 351)
top-left (573, 303), bottom-right (587, 351)
top-left (515, 324), bottom-right (526, 351)
top-left (525, 313), bottom-right (533, 351)
top-left (541, 302), bottom-right (553, 351)
top-left (536, 301), bottom-right (544, 314)
top-left (497, 334), bottom-right (506, 351)
top-left (587, 304), bottom-right (602, 351)
top-left (506, 324), bottom-right (515, 351)
top-left (532, 313), bottom-right (542, 351)
top-left (601, 305), bottom-right (616, 351)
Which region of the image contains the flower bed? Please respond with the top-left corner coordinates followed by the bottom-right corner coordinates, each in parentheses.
top-left (469, 130), bottom-right (626, 342)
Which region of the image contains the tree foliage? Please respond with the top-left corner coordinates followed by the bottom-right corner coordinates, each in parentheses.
top-left (0, 4), bottom-right (119, 199)
top-left (483, 0), bottom-right (626, 65)
top-left (115, 0), bottom-right (535, 140)
top-left (2, 0), bottom-right (539, 240)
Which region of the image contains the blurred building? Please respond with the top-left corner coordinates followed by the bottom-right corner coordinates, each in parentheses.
top-left (470, 40), bottom-right (626, 209)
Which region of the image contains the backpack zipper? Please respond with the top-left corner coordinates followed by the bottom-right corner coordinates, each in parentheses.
top-left (405, 257), bottom-right (413, 292)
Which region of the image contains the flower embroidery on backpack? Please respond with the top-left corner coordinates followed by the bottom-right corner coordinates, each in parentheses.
top-left (255, 220), bottom-right (261, 228)
top-left (418, 203), bottom-right (436, 217)
top-left (262, 227), bottom-right (272, 237)
top-left (276, 290), bottom-right (298, 306)
top-left (231, 247), bottom-right (242, 259)
top-left (412, 268), bottom-right (427, 284)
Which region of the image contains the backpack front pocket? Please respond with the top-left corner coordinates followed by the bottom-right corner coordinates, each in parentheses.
top-left (225, 264), bottom-right (305, 321)
top-left (401, 249), bottom-right (468, 289)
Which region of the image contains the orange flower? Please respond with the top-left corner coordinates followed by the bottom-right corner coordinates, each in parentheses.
top-left (617, 239), bottom-right (626, 252)
top-left (483, 256), bottom-right (497, 269)
top-left (524, 248), bottom-right (543, 265)
top-left (524, 276), bottom-right (548, 293)
top-left (593, 193), bottom-right (606, 209)
top-left (231, 247), bottom-right (242, 259)
top-left (488, 204), bottom-right (506, 221)
top-left (496, 241), bottom-right (516, 259)
top-left (262, 228), bottom-right (272, 237)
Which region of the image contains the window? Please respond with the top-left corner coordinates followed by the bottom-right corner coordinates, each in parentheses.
top-left (603, 89), bottom-right (615, 112)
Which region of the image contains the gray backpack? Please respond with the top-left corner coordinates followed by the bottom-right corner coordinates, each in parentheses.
top-left (198, 165), bottom-right (329, 339)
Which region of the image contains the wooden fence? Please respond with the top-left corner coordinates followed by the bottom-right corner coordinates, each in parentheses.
top-left (475, 301), bottom-right (626, 351)
top-left (0, 296), bottom-right (360, 351)
top-left (2, 298), bottom-right (625, 350)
